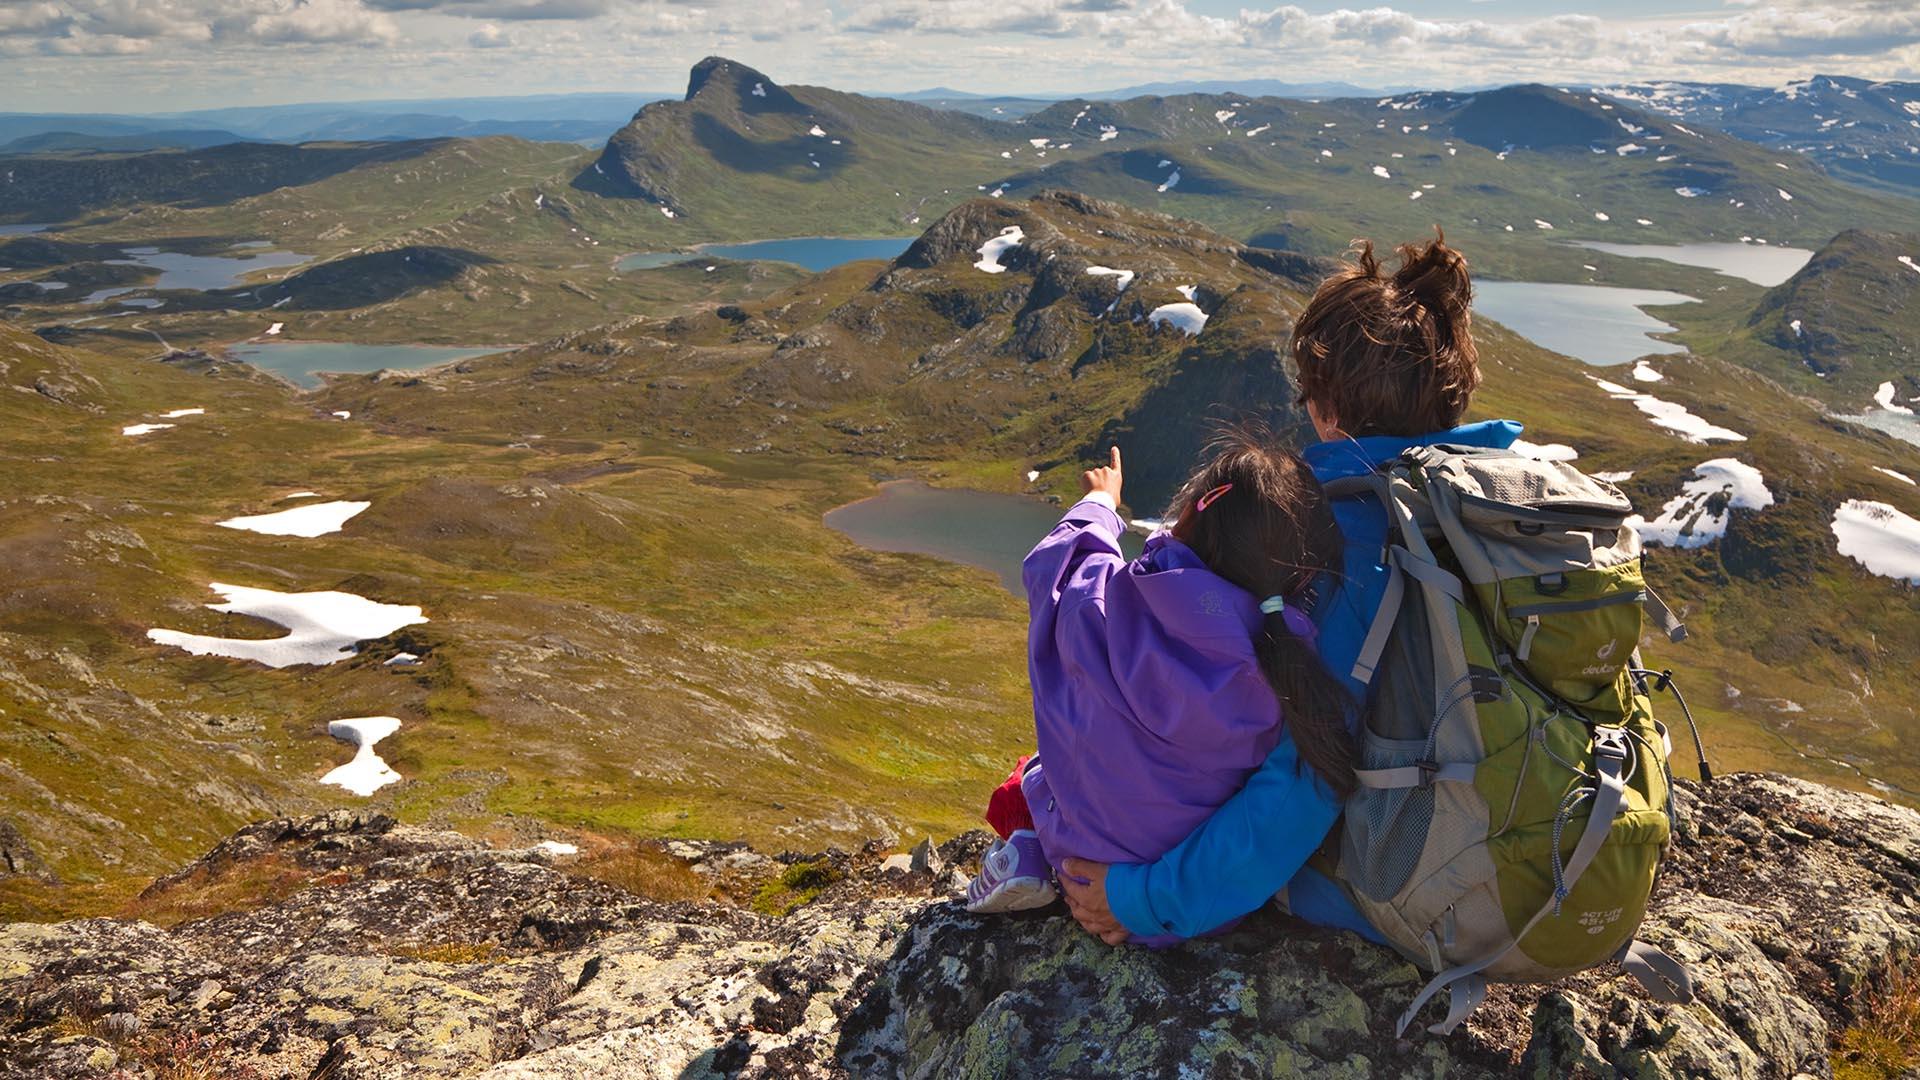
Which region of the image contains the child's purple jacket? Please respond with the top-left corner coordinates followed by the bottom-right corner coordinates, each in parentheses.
top-left (1020, 497), bottom-right (1288, 878)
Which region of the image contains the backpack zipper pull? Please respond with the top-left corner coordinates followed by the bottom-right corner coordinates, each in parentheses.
top-left (1517, 615), bottom-right (1541, 661)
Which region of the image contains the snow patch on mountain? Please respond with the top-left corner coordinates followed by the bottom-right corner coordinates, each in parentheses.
top-left (1593, 378), bottom-right (1747, 443)
top-left (1512, 440), bottom-right (1579, 461)
top-left (147, 583), bottom-right (428, 669)
top-left (218, 501), bottom-right (371, 538)
top-left (321, 717), bottom-right (403, 797)
top-left (1831, 500), bottom-right (1920, 584)
top-left (973, 226), bottom-right (1024, 274)
top-left (1147, 302), bottom-right (1207, 335)
top-left (1631, 459), bottom-right (1773, 548)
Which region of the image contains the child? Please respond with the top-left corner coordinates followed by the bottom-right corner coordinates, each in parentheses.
top-left (966, 429), bottom-right (1355, 941)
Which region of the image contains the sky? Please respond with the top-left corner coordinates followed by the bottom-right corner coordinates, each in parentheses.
top-left (1, 0), bottom-right (1917, 113)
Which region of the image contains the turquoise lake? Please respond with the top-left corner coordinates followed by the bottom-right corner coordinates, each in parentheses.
top-left (225, 342), bottom-right (503, 389)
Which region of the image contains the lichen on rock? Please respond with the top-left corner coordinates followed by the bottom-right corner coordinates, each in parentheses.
top-left (0, 774), bottom-right (1914, 1078)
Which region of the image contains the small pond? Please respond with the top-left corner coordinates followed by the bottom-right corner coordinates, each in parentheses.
top-left (826, 480), bottom-right (1143, 593)
top-left (619, 236), bottom-right (916, 274)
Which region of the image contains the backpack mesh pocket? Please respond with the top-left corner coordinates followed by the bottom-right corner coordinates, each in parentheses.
top-left (1344, 731), bottom-right (1436, 902)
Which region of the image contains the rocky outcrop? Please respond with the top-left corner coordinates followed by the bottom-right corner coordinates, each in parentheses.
top-left (2, 775), bottom-right (1915, 1078)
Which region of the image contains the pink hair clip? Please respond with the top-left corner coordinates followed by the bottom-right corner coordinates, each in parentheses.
top-left (1196, 483), bottom-right (1234, 512)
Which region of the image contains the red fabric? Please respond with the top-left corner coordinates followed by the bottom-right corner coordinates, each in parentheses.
top-left (984, 755), bottom-right (1035, 839)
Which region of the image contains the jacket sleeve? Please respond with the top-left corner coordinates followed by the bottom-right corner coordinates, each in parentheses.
top-left (1104, 737), bottom-right (1341, 939)
top-left (1023, 495), bottom-right (1129, 623)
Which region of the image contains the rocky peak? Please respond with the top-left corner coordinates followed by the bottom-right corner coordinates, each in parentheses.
top-left (684, 55), bottom-right (804, 113)
top-left (2, 773), bottom-right (1915, 1077)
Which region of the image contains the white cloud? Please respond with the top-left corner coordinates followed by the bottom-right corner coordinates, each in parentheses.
top-left (240, 0), bottom-right (400, 44)
top-left (1682, 1), bottom-right (1920, 58)
top-left (365, 0), bottom-right (612, 20)
top-left (0, 2), bottom-right (67, 36)
top-left (17, 0), bottom-right (400, 51)
top-left (2, 0), bottom-right (1917, 112)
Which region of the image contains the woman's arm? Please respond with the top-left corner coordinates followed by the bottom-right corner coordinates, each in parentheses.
top-left (1077, 738), bottom-right (1342, 940)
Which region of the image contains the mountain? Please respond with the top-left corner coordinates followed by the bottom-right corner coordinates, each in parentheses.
top-left (1094, 77), bottom-right (1384, 99)
top-left (0, 129), bottom-right (257, 154)
top-left (0, 139), bottom-right (456, 220)
top-left (567, 58), bottom-right (1916, 278)
top-left (171, 93), bottom-right (665, 137)
top-left (889, 95), bottom-right (1057, 120)
top-left (1688, 228), bottom-right (1920, 411)
top-left (0, 112), bottom-right (180, 147)
top-left (0, 94), bottom-right (669, 149)
top-left (985, 82), bottom-right (1914, 275)
top-left (889, 86), bottom-right (1001, 101)
top-left (1594, 75), bottom-right (1920, 195)
top-left (3, 779), bottom-right (1915, 1076)
top-left (324, 190), bottom-right (1317, 506)
top-left (578, 56), bottom-right (1013, 234)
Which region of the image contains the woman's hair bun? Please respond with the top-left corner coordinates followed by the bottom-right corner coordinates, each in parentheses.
top-left (1391, 228), bottom-right (1472, 335)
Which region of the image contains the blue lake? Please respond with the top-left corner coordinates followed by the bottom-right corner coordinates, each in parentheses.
top-left (110, 245), bottom-right (310, 292)
top-left (0, 223), bottom-right (51, 237)
top-left (1473, 281), bottom-right (1698, 366)
top-left (619, 235), bottom-right (916, 273)
top-left (225, 342), bottom-right (503, 389)
top-left (827, 480), bottom-right (1142, 593)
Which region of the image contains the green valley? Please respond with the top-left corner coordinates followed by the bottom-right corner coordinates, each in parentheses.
top-left (2, 57), bottom-right (1918, 922)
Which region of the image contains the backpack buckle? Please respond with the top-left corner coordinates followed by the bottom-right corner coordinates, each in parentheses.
top-left (1416, 759), bottom-right (1440, 784)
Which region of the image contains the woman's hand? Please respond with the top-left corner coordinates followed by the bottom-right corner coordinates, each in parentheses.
top-left (1081, 447), bottom-right (1123, 505)
top-left (1058, 857), bottom-right (1130, 945)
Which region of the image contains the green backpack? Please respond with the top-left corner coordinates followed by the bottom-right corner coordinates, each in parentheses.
top-left (1322, 444), bottom-right (1710, 1037)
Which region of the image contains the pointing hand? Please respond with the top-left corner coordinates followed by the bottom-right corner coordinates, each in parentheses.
top-left (1081, 446), bottom-right (1123, 505)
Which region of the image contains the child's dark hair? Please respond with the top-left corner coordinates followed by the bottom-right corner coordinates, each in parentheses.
top-left (1289, 229), bottom-right (1479, 437)
top-left (1169, 425), bottom-right (1356, 797)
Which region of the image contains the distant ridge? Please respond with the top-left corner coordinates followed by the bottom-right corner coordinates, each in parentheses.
top-left (1592, 73), bottom-right (1920, 194)
top-left (0, 128), bottom-right (256, 153)
top-left (1092, 77), bottom-right (1385, 99)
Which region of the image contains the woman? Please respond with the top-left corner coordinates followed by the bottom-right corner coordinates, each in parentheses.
top-left (1055, 230), bottom-right (1524, 945)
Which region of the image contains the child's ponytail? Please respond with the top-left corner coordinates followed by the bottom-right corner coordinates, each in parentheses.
top-left (1254, 607), bottom-right (1358, 799)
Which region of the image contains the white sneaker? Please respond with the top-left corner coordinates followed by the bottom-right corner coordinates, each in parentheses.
top-left (964, 830), bottom-right (1057, 914)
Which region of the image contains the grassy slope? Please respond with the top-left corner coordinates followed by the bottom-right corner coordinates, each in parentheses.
top-left (1655, 229), bottom-right (1919, 414)
top-left (326, 192), bottom-right (1920, 807)
top-left (2, 67), bottom-right (1917, 911)
top-left (0, 319), bottom-right (1036, 919)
